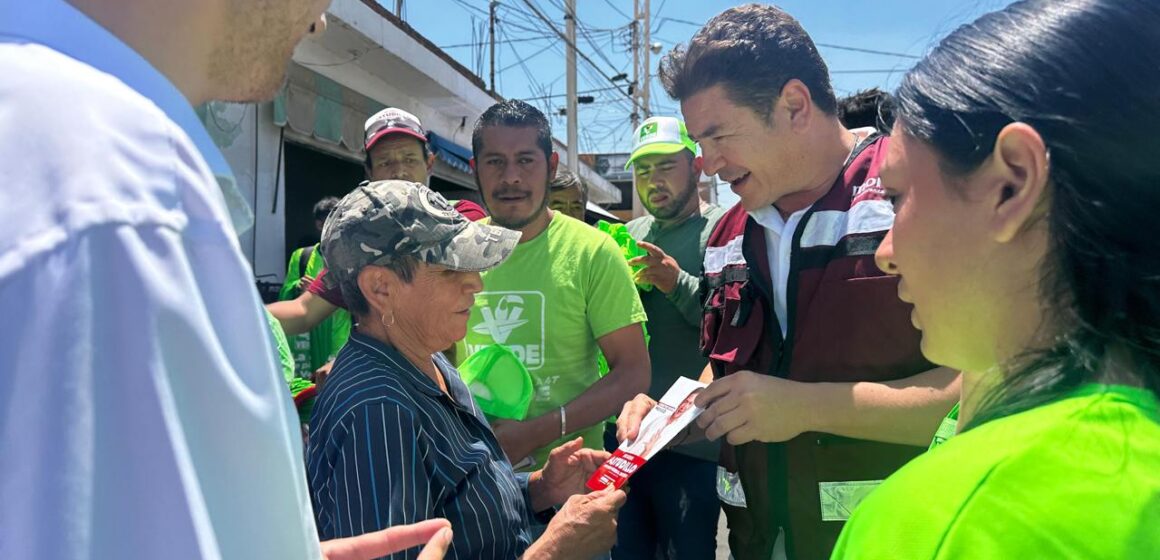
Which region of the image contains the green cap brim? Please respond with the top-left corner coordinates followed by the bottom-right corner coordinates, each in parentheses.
top-left (625, 142), bottom-right (696, 169)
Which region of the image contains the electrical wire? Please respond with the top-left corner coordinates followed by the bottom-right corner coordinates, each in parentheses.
top-left (652, 17), bottom-right (921, 59)
top-left (600, 0), bottom-right (631, 20)
top-left (448, 0), bottom-right (488, 18)
top-left (441, 33), bottom-right (557, 49)
top-left (499, 40), bottom-right (558, 73)
top-left (514, 0), bottom-right (647, 115)
top-left (520, 84), bottom-right (625, 101)
top-left (652, 0), bottom-right (669, 27)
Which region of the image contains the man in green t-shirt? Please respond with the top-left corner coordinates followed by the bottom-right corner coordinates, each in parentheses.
top-left (278, 196), bottom-right (351, 379)
top-left (614, 116), bottom-right (726, 559)
top-left (462, 100), bottom-right (650, 471)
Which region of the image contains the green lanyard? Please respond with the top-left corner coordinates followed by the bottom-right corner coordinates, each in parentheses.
top-left (928, 403), bottom-right (960, 450)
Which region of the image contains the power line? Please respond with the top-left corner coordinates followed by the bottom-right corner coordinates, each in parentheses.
top-left (817, 43), bottom-right (920, 59)
top-left (600, 0), bottom-right (631, 20)
top-left (514, 0), bottom-right (647, 115)
top-left (448, 0), bottom-right (488, 17)
top-left (499, 40), bottom-right (557, 72)
top-left (577, 22), bottom-right (622, 72)
top-left (520, 84), bottom-right (625, 101)
top-left (501, 25), bottom-right (555, 114)
top-left (498, 4), bottom-right (553, 34)
top-left (652, 0), bottom-right (670, 26)
top-left (653, 16), bottom-right (701, 29)
top-left (441, 33), bottom-right (556, 49)
top-left (652, 17), bottom-right (921, 59)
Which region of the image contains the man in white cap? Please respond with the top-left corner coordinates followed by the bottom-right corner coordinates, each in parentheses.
top-left (614, 116), bottom-right (726, 559)
top-left (360, 107), bottom-right (437, 182)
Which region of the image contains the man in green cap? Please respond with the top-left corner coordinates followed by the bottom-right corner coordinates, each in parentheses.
top-left (614, 116), bottom-right (725, 559)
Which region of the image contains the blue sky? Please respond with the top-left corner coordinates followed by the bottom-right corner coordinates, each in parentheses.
top-left (388, 0), bottom-right (1013, 205)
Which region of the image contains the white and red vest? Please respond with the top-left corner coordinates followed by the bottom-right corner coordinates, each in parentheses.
top-left (702, 134), bottom-right (933, 560)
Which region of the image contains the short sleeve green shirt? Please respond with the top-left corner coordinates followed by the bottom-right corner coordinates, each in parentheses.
top-left (832, 384), bottom-right (1160, 559)
top-left (460, 213), bottom-right (647, 469)
top-left (278, 244), bottom-right (351, 375)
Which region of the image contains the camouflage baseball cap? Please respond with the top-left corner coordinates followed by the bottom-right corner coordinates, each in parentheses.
top-left (321, 180), bottom-right (521, 284)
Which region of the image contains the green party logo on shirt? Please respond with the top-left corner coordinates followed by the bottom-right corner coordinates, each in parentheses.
top-left (468, 291), bottom-right (546, 369)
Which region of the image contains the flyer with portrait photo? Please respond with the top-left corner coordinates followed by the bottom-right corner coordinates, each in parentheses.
top-left (586, 376), bottom-right (708, 491)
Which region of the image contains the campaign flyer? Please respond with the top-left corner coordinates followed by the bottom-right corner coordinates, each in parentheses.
top-left (586, 376), bottom-right (707, 491)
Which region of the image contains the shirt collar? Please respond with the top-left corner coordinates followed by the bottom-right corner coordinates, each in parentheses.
top-left (748, 203), bottom-right (811, 233)
top-left (0, 0), bottom-right (253, 233)
top-left (348, 333), bottom-right (478, 415)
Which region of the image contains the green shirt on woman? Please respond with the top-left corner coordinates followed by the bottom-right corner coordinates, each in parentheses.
top-left (833, 384), bottom-right (1160, 559)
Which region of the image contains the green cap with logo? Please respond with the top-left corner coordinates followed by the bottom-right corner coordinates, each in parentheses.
top-left (321, 180), bottom-right (521, 286)
top-left (625, 116), bottom-right (698, 169)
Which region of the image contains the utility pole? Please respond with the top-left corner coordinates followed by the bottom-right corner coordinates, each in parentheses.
top-left (631, 0), bottom-right (652, 129)
top-left (489, 1), bottom-right (498, 93)
top-left (395, 0), bottom-right (404, 18)
top-left (641, 0), bottom-right (651, 121)
top-left (630, 1), bottom-right (640, 131)
top-left (565, 0), bottom-right (579, 172)
top-left (630, 0), bottom-right (650, 217)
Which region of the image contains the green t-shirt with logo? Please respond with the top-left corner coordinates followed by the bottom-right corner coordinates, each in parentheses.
top-left (278, 244), bottom-right (352, 377)
top-left (928, 402), bottom-right (959, 450)
top-left (832, 384), bottom-right (1160, 559)
top-left (459, 212), bottom-right (647, 470)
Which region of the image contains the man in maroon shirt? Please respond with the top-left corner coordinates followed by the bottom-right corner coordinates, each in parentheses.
top-left (616, 6), bottom-right (960, 559)
top-left (267, 108), bottom-right (486, 382)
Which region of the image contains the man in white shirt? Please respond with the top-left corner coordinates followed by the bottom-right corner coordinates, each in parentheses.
top-left (0, 1), bottom-right (449, 558)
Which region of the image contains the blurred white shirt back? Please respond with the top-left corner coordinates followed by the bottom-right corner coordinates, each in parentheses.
top-left (0, 1), bottom-right (320, 558)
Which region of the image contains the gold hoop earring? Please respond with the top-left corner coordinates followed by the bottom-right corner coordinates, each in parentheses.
top-left (380, 311), bottom-right (396, 329)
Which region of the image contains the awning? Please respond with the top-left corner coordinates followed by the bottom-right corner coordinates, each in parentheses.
top-left (428, 131), bottom-right (472, 175)
top-left (272, 63), bottom-right (385, 159)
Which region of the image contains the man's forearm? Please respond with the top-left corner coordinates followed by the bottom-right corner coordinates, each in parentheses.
top-left (523, 361), bottom-right (650, 451)
top-left (266, 299), bottom-right (312, 335)
top-left (805, 367), bottom-right (961, 446)
top-left (565, 363), bottom-right (650, 437)
top-left (266, 292), bottom-right (338, 336)
top-left (665, 270), bottom-right (704, 327)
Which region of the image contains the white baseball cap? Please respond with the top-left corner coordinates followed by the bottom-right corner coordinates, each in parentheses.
top-left (364, 107), bottom-right (427, 150)
top-left (626, 116), bottom-right (698, 169)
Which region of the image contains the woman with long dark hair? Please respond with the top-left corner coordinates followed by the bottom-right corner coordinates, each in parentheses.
top-left (832, 0), bottom-right (1160, 557)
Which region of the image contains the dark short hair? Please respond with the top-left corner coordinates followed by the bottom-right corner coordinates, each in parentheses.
top-left (362, 136), bottom-right (431, 175)
top-left (837, 88), bottom-right (895, 130)
top-left (471, 100), bottom-right (553, 161)
top-left (658, 4), bottom-right (837, 121)
top-left (549, 170), bottom-right (587, 196)
top-left (895, 0), bottom-right (1160, 426)
top-left (313, 196), bottom-right (340, 223)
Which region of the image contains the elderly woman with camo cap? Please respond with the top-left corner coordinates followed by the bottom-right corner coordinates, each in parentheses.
top-left (306, 180), bottom-right (627, 560)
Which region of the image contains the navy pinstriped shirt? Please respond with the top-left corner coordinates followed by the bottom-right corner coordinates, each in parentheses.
top-left (307, 333), bottom-right (534, 559)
